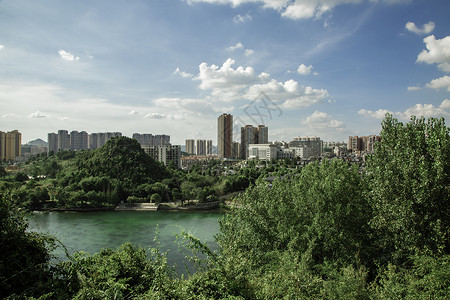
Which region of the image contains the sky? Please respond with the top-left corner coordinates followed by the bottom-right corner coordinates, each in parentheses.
top-left (1, 0), bottom-right (449, 145)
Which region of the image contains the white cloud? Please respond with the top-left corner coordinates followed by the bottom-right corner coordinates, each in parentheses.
top-left (187, 0), bottom-right (382, 20)
top-left (247, 79), bottom-right (330, 109)
top-left (1, 113), bottom-right (17, 118)
top-left (195, 58), bottom-right (329, 107)
top-left (128, 110), bottom-right (139, 115)
top-left (297, 64), bottom-right (313, 75)
top-left (144, 111), bottom-right (185, 120)
top-left (234, 13), bottom-right (252, 23)
top-left (302, 111), bottom-right (345, 131)
top-left (144, 112), bottom-right (166, 119)
top-left (58, 49), bottom-right (79, 61)
top-left (426, 75), bottom-right (450, 92)
top-left (405, 21), bottom-right (435, 35)
top-left (227, 42), bottom-right (244, 51)
top-left (358, 108), bottom-right (393, 119)
top-left (417, 35), bottom-right (450, 73)
top-left (359, 99), bottom-right (450, 120)
top-left (173, 67), bottom-right (194, 78)
top-left (407, 86), bottom-right (422, 91)
top-left (153, 97), bottom-right (233, 116)
top-left (0, 44), bottom-right (4, 50)
top-left (28, 111), bottom-right (49, 118)
top-left (196, 58), bottom-right (268, 100)
top-left (245, 49), bottom-right (255, 56)
top-left (227, 43), bottom-right (255, 56)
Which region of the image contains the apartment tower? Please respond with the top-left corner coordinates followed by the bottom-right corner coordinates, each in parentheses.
top-left (217, 113), bottom-right (233, 159)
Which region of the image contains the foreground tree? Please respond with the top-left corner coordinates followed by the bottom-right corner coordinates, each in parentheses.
top-left (366, 115), bottom-right (450, 264)
top-left (0, 195), bottom-right (55, 298)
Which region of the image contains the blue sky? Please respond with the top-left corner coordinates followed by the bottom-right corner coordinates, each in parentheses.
top-left (1, 0), bottom-right (449, 144)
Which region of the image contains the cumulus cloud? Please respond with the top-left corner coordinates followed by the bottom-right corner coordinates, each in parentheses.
top-left (187, 0), bottom-right (380, 20)
top-left (227, 43), bottom-right (255, 56)
top-left (58, 50), bottom-right (79, 61)
top-left (359, 99), bottom-right (450, 120)
top-left (28, 111), bottom-right (49, 118)
top-left (407, 86), bottom-right (422, 91)
top-left (196, 58), bottom-right (268, 100)
top-left (417, 35), bottom-right (450, 73)
top-left (128, 110), bottom-right (139, 115)
top-left (302, 111), bottom-right (345, 131)
top-left (247, 79), bottom-right (329, 109)
top-left (173, 67), bottom-right (194, 78)
top-left (0, 44), bottom-right (4, 50)
top-left (234, 13), bottom-right (252, 23)
top-left (227, 42), bottom-right (244, 51)
top-left (144, 113), bottom-right (166, 119)
top-left (297, 64), bottom-right (313, 75)
top-left (405, 21), bottom-right (435, 35)
top-left (426, 75), bottom-right (450, 91)
top-left (144, 112), bottom-right (184, 120)
top-left (195, 58), bottom-right (329, 107)
top-left (358, 108), bottom-right (393, 119)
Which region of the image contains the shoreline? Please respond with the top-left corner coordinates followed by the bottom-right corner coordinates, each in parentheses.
top-left (39, 201), bottom-right (226, 212)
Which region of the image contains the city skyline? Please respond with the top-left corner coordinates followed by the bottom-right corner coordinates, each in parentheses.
top-left (1, 0), bottom-right (449, 144)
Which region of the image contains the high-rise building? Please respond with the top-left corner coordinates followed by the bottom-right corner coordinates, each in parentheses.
top-left (257, 125), bottom-right (269, 144)
top-left (133, 133), bottom-right (154, 146)
top-left (0, 130), bottom-right (22, 161)
top-left (185, 139), bottom-right (195, 155)
top-left (70, 131), bottom-right (88, 150)
top-left (57, 130), bottom-right (70, 151)
top-left (240, 125), bottom-right (257, 159)
top-left (206, 140), bottom-right (213, 155)
top-left (232, 142), bottom-right (240, 159)
top-left (348, 135), bottom-right (380, 153)
top-left (289, 136), bottom-right (323, 159)
top-left (196, 139), bottom-right (206, 156)
top-left (89, 132), bottom-right (122, 149)
top-left (240, 125), bottom-right (269, 159)
top-left (217, 113), bottom-right (233, 159)
top-left (142, 145), bottom-right (181, 169)
top-left (48, 133), bottom-right (58, 154)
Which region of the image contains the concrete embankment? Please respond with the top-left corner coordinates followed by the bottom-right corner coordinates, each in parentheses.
top-left (115, 203), bottom-right (159, 211)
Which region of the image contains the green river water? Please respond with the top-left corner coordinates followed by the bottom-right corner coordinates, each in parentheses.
top-left (28, 210), bottom-right (223, 274)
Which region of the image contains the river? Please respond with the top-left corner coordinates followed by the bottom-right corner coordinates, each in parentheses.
top-left (28, 210), bottom-right (223, 274)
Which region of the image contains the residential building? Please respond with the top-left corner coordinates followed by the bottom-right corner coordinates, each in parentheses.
top-left (142, 145), bottom-right (181, 169)
top-left (57, 130), bottom-right (70, 151)
top-left (348, 135), bottom-right (380, 153)
top-left (257, 125), bottom-right (269, 144)
top-left (289, 136), bottom-right (322, 159)
top-left (48, 133), bottom-right (58, 154)
top-left (185, 139), bottom-right (195, 155)
top-left (248, 143), bottom-right (278, 161)
top-left (133, 133), bottom-right (154, 146)
top-left (240, 125), bottom-right (257, 159)
top-left (232, 142), bottom-right (240, 159)
top-left (206, 140), bottom-right (213, 155)
top-left (196, 139), bottom-right (206, 156)
top-left (0, 130), bottom-right (22, 161)
top-left (70, 131), bottom-right (88, 150)
top-left (217, 113), bottom-right (233, 159)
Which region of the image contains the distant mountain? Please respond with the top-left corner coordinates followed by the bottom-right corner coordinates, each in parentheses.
top-left (27, 138), bottom-right (48, 147)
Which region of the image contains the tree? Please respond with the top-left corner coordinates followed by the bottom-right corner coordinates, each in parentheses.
top-left (366, 115), bottom-right (450, 263)
top-left (0, 166), bottom-right (7, 177)
top-left (0, 195), bottom-right (55, 298)
top-left (151, 193), bottom-right (162, 204)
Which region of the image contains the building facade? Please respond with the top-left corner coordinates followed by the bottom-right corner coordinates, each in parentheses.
top-left (248, 143), bottom-right (278, 161)
top-left (348, 135), bottom-right (381, 153)
top-left (142, 145), bottom-right (181, 169)
top-left (217, 113), bottom-right (233, 159)
top-left (206, 140), bottom-right (213, 155)
top-left (185, 139), bottom-right (195, 155)
top-left (0, 130), bottom-right (22, 161)
top-left (196, 139), bottom-right (206, 156)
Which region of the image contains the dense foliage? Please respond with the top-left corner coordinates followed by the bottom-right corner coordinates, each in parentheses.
top-left (1, 115), bottom-right (448, 298)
